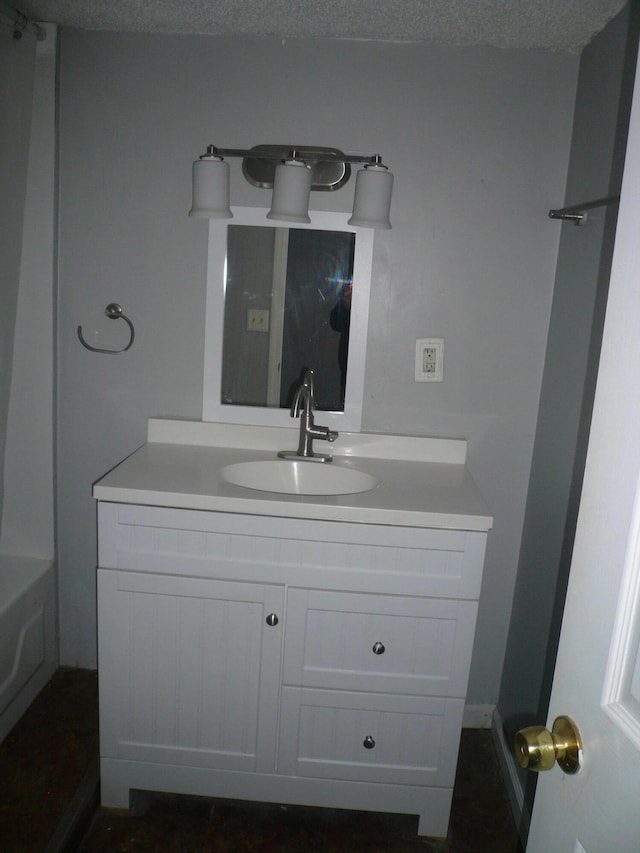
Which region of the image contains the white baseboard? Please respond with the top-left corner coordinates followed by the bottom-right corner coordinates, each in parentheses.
top-left (491, 707), bottom-right (530, 841)
top-left (463, 703), bottom-right (495, 728)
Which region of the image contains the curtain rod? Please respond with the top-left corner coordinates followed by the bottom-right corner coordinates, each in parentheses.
top-left (0, 1), bottom-right (46, 40)
top-left (548, 195), bottom-right (620, 225)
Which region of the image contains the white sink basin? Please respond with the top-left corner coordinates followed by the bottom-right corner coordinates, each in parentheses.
top-left (221, 459), bottom-right (378, 496)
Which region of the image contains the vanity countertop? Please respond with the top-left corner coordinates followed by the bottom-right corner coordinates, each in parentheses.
top-left (93, 420), bottom-right (493, 532)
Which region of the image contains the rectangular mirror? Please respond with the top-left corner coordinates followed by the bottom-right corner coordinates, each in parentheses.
top-left (203, 208), bottom-right (373, 431)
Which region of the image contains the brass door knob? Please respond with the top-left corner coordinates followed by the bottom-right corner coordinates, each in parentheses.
top-left (514, 715), bottom-right (583, 775)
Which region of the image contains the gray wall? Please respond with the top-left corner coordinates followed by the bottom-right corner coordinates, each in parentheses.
top-left (57, 31), bottom-right (577, 706)
top-left (498, 0), bottom-right (637, 805)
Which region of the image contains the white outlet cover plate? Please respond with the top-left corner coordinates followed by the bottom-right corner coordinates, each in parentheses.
top-left (415, 338), bottom-right (444, 382)
top-left (247, 308), bottom-right (270, 332)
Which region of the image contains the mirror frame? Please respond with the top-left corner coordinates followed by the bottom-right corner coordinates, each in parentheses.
top-left (203, 207), bottom-right (373, 432)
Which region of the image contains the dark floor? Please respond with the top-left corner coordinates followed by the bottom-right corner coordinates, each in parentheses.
top-left (0, 669), bottom-right (522, 852)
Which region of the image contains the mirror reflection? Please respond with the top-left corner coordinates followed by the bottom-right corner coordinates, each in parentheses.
top-left (221, 226), bottom-right (355, 412)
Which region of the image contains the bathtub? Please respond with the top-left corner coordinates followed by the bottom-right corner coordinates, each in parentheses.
top-left (0, 556), bottom-right (57, 743)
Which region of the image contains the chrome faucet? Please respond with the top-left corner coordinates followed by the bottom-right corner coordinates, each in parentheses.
top-left (278, 370), bottom-right (338, 462)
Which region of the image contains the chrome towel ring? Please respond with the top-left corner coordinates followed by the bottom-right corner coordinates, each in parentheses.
top-left (78, 303), bottom-right (135, 354)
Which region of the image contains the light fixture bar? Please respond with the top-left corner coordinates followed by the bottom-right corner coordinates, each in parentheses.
top-left (200, 144), bottom-right (385, 167)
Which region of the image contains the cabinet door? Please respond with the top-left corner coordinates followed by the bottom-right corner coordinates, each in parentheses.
top-left (98, 569), bottom-right (283, 773)
top-left (283, 589), bottom-right (477, 697)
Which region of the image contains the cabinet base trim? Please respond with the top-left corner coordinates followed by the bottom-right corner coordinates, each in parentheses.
top-left (100, 757), bottom-right (453, 839)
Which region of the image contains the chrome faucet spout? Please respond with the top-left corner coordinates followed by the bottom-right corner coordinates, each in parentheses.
top-left (290, 382), bottom-right (309, 419)
top-left (278, 370), bottom-right (339, 462)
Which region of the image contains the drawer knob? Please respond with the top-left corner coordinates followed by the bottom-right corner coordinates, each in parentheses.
top-left (363, 735), bottom-right (376, 749)
top-left (265, 613), bottom-right (279, 627)
top-left (372, 641), bottom-right (386, 655)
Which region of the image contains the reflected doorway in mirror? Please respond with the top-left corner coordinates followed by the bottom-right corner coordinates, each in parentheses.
top-left (221, 225), bottom-right (354, 413)
top-left (203, 208), bottom-right (373, 433)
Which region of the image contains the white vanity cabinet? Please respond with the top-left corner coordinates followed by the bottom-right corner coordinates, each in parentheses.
top-left (96, 499), bottom-right (488, 838)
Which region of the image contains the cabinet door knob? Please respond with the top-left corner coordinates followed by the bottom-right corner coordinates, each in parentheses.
top-left (372, 641), bottom-right (385, 655)
top-left (363, 735), bottom-right (376, 749)
top-left (265, 613), bottom-right (279, 626)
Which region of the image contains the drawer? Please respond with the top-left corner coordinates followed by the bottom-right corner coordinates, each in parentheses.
top-left (283, 589), bottom-right (477, 697)
top-left (278, 687), bottom-right (463, 786)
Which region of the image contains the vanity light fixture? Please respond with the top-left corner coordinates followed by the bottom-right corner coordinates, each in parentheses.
top-left (189, 144), bottom-right (393, 229)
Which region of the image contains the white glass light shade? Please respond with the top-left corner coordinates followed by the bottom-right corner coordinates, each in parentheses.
top-left (189, 156), bottom-right (233, 219)
top-left (348, 163), bottom-right (393, 229)
top-left (267, 160), bottom-right (312, 223)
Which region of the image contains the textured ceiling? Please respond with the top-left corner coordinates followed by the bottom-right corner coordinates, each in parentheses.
top-left (19, 0), bottom-right (627, 51)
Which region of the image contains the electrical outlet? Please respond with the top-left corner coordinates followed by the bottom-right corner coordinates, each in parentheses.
top-left (247, 309), bottom-right (269, 333)
top-left (415, 338), bottom-right (444, 382)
